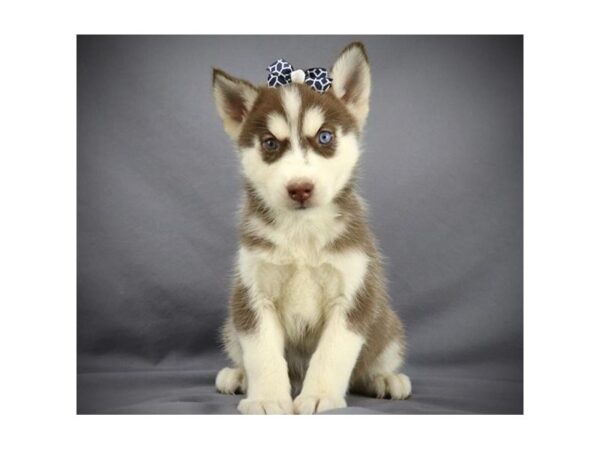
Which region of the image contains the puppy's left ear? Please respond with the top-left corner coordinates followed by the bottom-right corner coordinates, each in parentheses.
top-left (330, 42), bottom-right (371, 130)
top-left (213, 68), bottom-right (259, 140)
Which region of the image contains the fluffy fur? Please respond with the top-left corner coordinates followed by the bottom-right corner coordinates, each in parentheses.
top-left (212, 42), bottom-right (411, 414)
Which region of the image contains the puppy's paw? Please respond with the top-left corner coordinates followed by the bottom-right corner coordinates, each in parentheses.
top-left (237, 397), bottom-right (294, 415)
top-left (293, 394), bottom-right (347, 414)
top-left (372, 372), bottom-right (412, 399)
top-left (215, 367), bottom-right (246, 394)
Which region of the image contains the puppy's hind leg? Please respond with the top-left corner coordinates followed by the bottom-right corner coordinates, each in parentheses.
top-left (215, 318), bottom-right (246, 395)
top-left (352, 340), bottom-right (412, 400)
top-left (216, 367), bottom-right (246, 395)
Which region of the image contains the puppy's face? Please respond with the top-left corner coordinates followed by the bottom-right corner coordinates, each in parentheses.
top-left (213, 43), bottom-right (371, 212)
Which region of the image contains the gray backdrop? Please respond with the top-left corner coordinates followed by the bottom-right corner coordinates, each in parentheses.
top-left (77, 35), bottom-right (522, 414)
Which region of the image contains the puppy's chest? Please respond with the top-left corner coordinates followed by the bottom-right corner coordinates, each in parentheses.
top-left (280, 265), bottom-right (326, 336)
top-left (256, 245), bottom-right (344, 342)
top-left (243, 212), bottom-right (369, 342)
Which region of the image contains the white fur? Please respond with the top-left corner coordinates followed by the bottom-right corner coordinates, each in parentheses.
top-left (236, 82), bottom-right (361, 213)
top-left (371, 340), bottom-right (403, 375)
top-left (239, 240), bottom-right (369, 337)
top-left (324, 250), bottom-right (370, 300)
top-left (244, 206), bottom-right (345, 264)
top-left (232, 83), bottom-right (367, 414)
top-left (371, 373), bottom-right (412, 400)
top-left (266, 112), bottom-right (290, 141)
top-left (360, 341), bottom-right (411, 399)
top-left (293, 308), bottom-right (365, 414)
top-left (302, 106), bottom-right (324, 136)
top-left (213, 74), bottom-right (258, 139)
top-left (237, 307), bottom-right (293, 414)
top-left (215, 367), bottom-right (246, 394)
top-left (213, 46), bottom-right (381, 414)
top-left (330, 45), bottom-right (371, 130)
top-left (239, 124), bottom-right (360, 212)
top-left (281, 86), bottom-right (301, 142)
top-left (238, 227), bottom-right (370, 414)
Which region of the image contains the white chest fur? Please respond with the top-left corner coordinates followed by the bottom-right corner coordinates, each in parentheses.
top-left (279, 264), bottom-right (327, 341)
top-left (238, 208), bottom-right (369, 343)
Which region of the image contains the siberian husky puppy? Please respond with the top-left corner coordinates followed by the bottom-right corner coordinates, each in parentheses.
top-left (212, 42), bottom-right (411, 414)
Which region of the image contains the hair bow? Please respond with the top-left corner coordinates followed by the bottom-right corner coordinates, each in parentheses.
top-left (267, 59), bottom-right (333, 93)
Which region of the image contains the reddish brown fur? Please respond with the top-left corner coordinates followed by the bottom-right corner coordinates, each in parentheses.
top-left (216, 42), bottom-right (407, 400)
top-left (236, 83), bottom-right (359, 164)
top-left (230, 278), bottom-right (257, 332)
top-left (212, 68), bottom-right (257, 124)
top-left (232, 177), bottom-right (406, 388)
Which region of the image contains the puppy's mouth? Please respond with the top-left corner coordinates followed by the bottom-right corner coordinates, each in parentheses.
top-left (293, 203), bottom-right (310, 210)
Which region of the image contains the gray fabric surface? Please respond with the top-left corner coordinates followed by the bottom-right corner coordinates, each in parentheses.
top-left (77, 35), bottom-right (523, 414)
top-left (77, 353), bottom-right (521, 414)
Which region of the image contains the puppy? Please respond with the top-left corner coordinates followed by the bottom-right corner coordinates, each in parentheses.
top-left (212, 42), bottom-right (411, 414)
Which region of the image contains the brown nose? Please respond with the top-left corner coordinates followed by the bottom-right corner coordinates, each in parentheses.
top-left (287, 181), bottom-right (314, 203)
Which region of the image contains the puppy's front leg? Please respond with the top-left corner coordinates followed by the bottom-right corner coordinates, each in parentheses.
top-left (237, 305), bottom-right (293, 414)
top-left (294, 304), bottom-right (365, 414)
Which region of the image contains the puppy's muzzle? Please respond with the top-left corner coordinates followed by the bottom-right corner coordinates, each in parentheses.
top-left (287, 180), bottom-right (314, 206)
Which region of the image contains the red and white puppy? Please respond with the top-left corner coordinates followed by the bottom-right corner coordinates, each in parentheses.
top-left (213, 42), bottom-right (411, 414)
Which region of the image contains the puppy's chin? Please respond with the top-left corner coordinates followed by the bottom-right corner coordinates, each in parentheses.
top-left (288, 199), bottom-right (318, 211)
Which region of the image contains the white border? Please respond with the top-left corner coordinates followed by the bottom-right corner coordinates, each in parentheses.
top-left (2, 1), bottom-right (599, 449)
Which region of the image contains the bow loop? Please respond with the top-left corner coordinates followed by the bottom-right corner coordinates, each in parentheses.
top-left (267, 59), bottom-right (332, 93)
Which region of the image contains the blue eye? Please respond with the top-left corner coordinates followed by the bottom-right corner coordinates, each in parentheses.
top-left (262, 137), bottom-right (280, 152)
top-left (317, 130), bottom-right (334, 145)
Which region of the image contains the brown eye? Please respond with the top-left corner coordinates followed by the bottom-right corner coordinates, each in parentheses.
top-left (262, 137), bottom-right (280, 152)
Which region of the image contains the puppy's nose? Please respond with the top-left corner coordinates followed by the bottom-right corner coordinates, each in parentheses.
top-left (287, 181), bottom-right (314, 203)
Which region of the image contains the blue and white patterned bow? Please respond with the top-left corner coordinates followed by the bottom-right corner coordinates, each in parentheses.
top-left (267, 59), bottom-right (333, 93)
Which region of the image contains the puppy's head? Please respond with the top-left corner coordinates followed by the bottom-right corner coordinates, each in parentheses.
top-left (213, 42), bottom-right (371, 212)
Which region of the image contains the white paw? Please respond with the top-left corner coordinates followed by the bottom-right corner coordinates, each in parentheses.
top-left (372, 372), bottom-right (412, 399)
top-left (215, 367), bottom-right (246, 394)
top-left (237, 397), bottom-right (294, 415)
top-left (293, 394), bottom-right (347, 414)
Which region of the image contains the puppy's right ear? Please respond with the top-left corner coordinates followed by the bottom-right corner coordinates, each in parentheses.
top-left (213, 69), bottom-right (258, 140)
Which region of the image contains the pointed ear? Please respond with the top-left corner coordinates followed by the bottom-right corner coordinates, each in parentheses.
top-left (212, 68), bottom-right (258, 140)
top-left (330, 42), bottom-right (371, 130)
